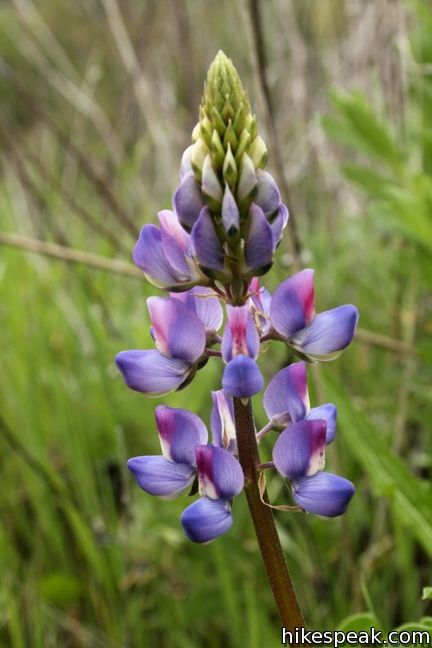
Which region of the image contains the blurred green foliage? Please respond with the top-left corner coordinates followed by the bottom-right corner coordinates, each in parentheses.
top-left (0, 0), bottom-right (431, 646)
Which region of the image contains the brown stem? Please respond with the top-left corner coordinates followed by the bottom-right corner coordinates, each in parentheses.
top-left (233, 397), bottom-right (305, 634)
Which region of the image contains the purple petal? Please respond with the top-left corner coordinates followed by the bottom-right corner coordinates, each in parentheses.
top-left (116, 350), bottom-right (190, 395)
top-left (292, 472), bottom-right (355, 517)
top-left (270, 204), bottom-right (289, 249)
top-left (181, 497), bottom-right (233, 543)
top-left (221, 305), bottom-right (260, 362)
top-left (263, 362), bottom-right (310, 426)
top-left (221, 185), bottom-right (240, 235)
top-left (222, 355), bottom-right (264, 398)
top-left (127, 456), bottom-right (195, 497)
top-left (210, 390), bottom-right (236, 452)
top-left (171, 287), bottom-right (223, 333)
top-left (191, 207), bottom-right (224, 271)
top-left (307, 404), bottom-right (337, 444)
top-left (158, 210), bottom-right (193, 279)
top-left (270, 269), bottom-right (316, 339)
top-left (155, 405), bottom-right (208, 465)
top-left (132, 225), bottom-right (179, 288)
top-left (196, 445), bottom-right (244, 499)
top-left (291, 305), bottom-right (359, 361)
top-left (173, 171), bottom-right (204, 230)
top-left (255, 170), bottom-right (281, 217)
top-left (244, 204), bottom-right (274, 273)
top-left (272, 419), bottom-right (326, 479)
top-left (147, 297), bottom-right (206, 362)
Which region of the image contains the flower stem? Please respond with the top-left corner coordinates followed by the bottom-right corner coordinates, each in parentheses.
top-left (233, 397), bottom-right (306, 633)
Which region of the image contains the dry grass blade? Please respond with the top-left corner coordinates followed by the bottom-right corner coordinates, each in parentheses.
top-left (0, 232), bottom-right (143, 279)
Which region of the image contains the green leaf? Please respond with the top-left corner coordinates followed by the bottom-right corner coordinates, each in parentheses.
top-left (39, 572), bottom-right (82, 608)
top-left (342, 163), bottom-right (396, 198)
top-left (420, 618), bottom-right (432, 628)
top-left (422, 587), bottom-right (432, 600)
top-left (337, 612), bottom-right (381, 632)
top-left (391, 623), bottom-right (432, 645)
top-left (323, 90), bottom-right (403, 172)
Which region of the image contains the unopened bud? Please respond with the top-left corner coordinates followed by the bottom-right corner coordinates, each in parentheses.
top-left (223, 121), bottom-right (238, 150)
top-left (211, 130), bottom-right (226, 169)
top-left (190, 139), bottom-right (208, 179)
top-left (180, 145), bottom-right (194, 178)
top-left (232, 103), bottom-right (247, 137)
top-left (248, 135), bottom-right (268, 169)
top-left (202, 155), bottom-right (223, 209)
top-left (237, 153), bottom-right (257, 209)
top-left (235, 130), bottom-right (251, 164)
top-left (223, 144), bottom-right (238, 188)
top-left (221, 185), bottom-right (240, 236)
top-left (191, 122), bottom-right (201, 143)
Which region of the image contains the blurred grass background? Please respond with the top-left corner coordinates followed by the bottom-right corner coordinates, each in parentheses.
top-left (0, 0), bottom-right (432, 646)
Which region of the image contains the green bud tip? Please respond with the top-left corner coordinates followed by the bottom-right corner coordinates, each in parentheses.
top-left (190, 51), bottom-right (268, 216)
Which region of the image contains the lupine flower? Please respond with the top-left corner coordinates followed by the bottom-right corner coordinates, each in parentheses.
top-left (133, 210), bottom-right (202, 291)
top-left (270, 269), bottom-right (359, 361)
top-left (116, 296), bottom-right (209, 395)
top-left (291, 472), bottom-right (355, 517)
top-left (128, 405), bottom-right (208, 497)
top-left (263, 361), bottom-right (337, 442)
top-left (170, 286), bottom-right (223, 344)
top-left (181, 498), bottom-right (234, 543)
top-left (272, 419), bottom-right (327, 479)
top-left (117, 51), bottom-right (359, 544)
top-left (129, 394), bottom-right (244, 542)
top-left (221, 305), bottom-right (264, 398)
top-left (181, 444), bottom-right (244, 542)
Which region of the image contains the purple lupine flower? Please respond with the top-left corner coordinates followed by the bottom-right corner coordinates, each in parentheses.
top-left (191, 207), bottom-right (225, 276)
top-left (243, 203), bottom-right (274, 276)
top-left (133, 210), bottom-right (201, 290)
top-left (116, 297), bottom-right (208, 395)
top-left (221, 185), bottom-right (240, 236)
top-left (118, 52), bottom-right (359, 546)
top-left (291, 472), bottom-right (355, 517)
top-left (263, 361), bottom-right (337, 443)
top-left (272, 419), bottom-right (327, 479)
top-left (270, 269), bottom-right (359, 361)
top-left (196, 445), bottom-right (244, 499)
top-left (221, 305), bottom-right (264, 398)
top-left (181, 443), bottom-right (244, 543)
top-left (173, 171), bottom-right (205, 231)
top-left (170, 286), bottom-right (223, 343)
top-left (127, 392), bottom-right (243, 542)
top-left (254, 170), bottom-right (289, 248)
top-left (181, 498), bottom-right (234, 543)
top-left (127, 406), bottom-right (207, 497)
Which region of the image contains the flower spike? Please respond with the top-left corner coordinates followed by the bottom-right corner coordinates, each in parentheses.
top-left (118, 51), bottom-right (358, 555)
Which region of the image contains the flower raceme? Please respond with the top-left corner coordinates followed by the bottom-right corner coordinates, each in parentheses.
top-left (116, 51), bottom-right (358, 542)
